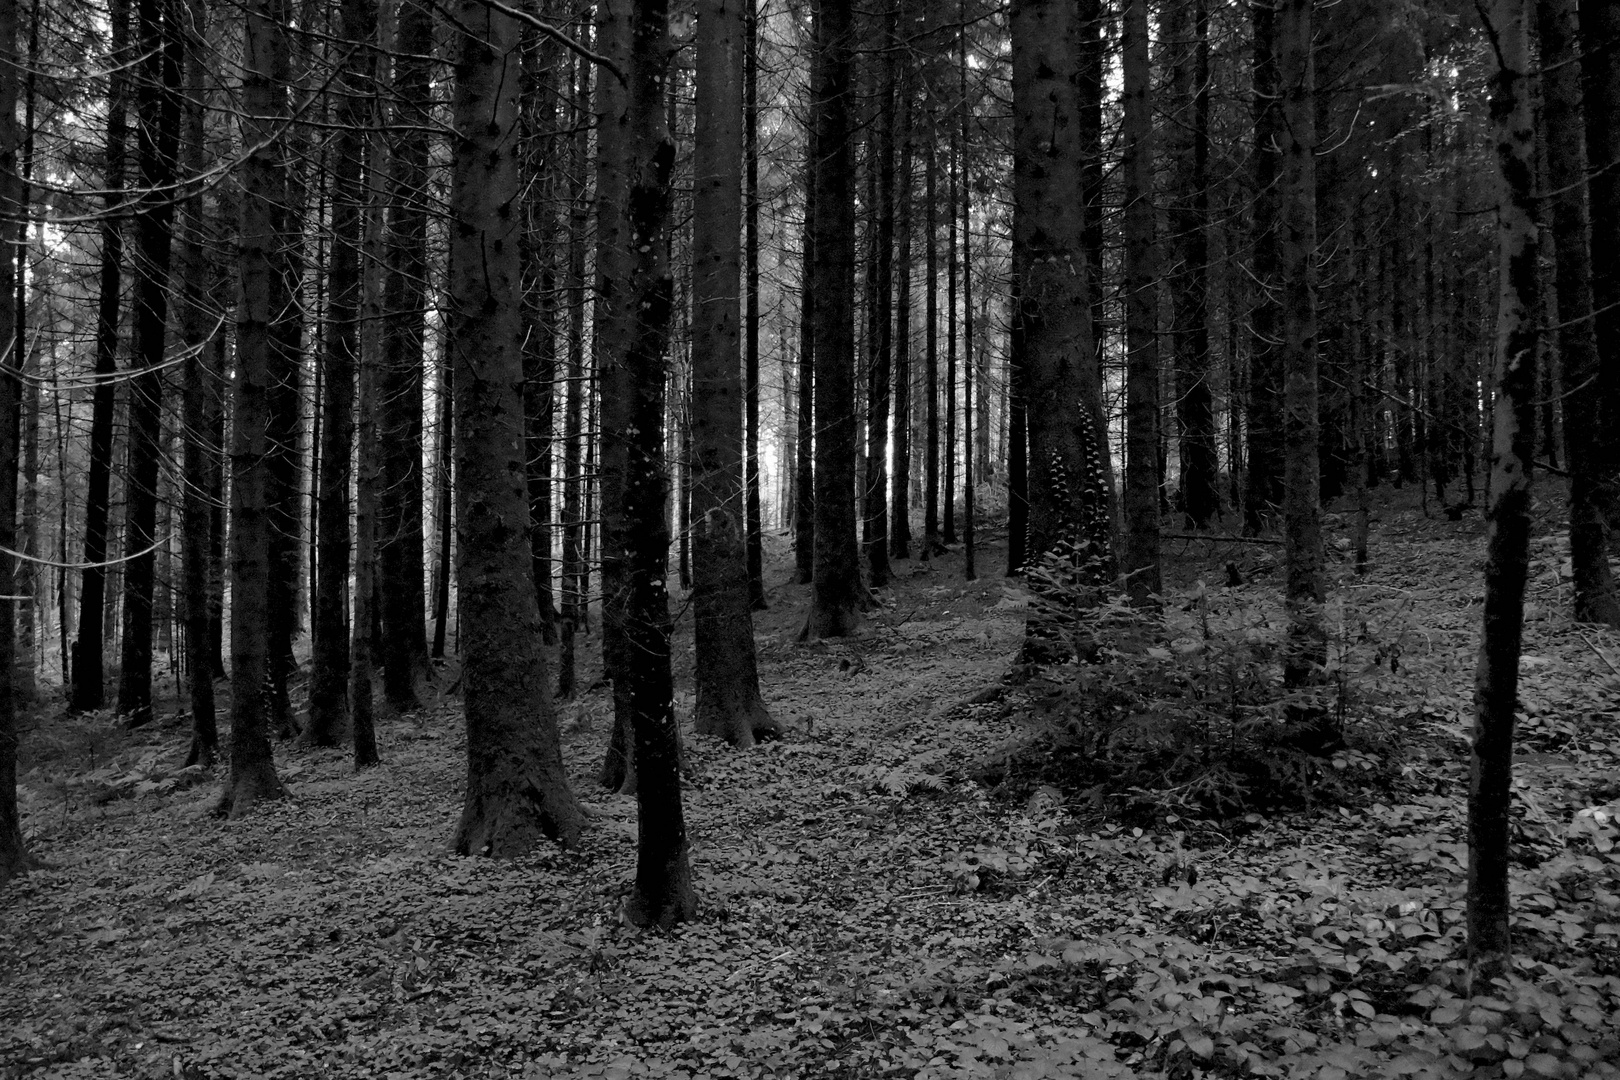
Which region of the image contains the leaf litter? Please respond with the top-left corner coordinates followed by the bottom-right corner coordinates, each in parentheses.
top-left (3, 500), bottom-right (1620, 1079)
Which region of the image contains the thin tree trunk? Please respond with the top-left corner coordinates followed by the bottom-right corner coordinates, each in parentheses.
top-left (1245, 0), bottom-right (1282, 534)
top-left (865, 0), bottom-right (896, 589)
top-left (378, 0), bottom-right (433, 713)
top-left (1278, 0), bottom-right (1325, 694)
top-left (1121, 0), bottom-right (1160, 608)
top-left (943, 115), bottom-right (957, 548)
top-left (1173, 0), bottom-right (1217, 528)
top-left (449, 0), bottom-right (585, 854)
top-left (1538, 0), bottom-right (1620, 626)
top-left (801, 0), bottom-right (863, 640)
top-left (116, 0), bottom-right (183, 729)
top-left (744, 1), bottom-right (766, 610)
top-left (307, 0), bottom-right (371, 746)
top-left (522, 28), bottom-right (560, 645)
top-left (179, 0), bottom-right (217, 765)
top-left (218, 0), bottom-right (291, 818)
top-left (794, 119), bottom-right (816, 585)
top-left (890, 74), bottom-right (913, 561)
top-left (72, 0), bottom-right (130, 713)
top-left (1470, 0), bottom-right (1538, 989)
top-left (620, 0), bottom-right (695, 927)
top-left (692, 0), bottom-right (774, 747)
top-left (561, 46), bottom-right (589, 702)
top-left (960, 7), bottom-right (975, 582)
top-left (1581, 3), bottom-right (1620, 512)
top-left (0, 0), bottom-right (28, 886)
top-left (923, 126), bottom-right (939, 558)
top-left (430, 363), bottom-right (452, 657)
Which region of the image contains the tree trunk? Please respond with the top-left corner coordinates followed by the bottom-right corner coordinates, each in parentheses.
top-left (307, 0), bottom-right (372, 747)
top-left (1470, 0), bottom-right (1538, 989)
top-left (1244, 0), bottom-right (1282, 534)
top-left (1278, 0), bottom-right (1325, 694)
top-left (72, 0), bottom-right (130, 714)
top-left (521, 30), bottom-right (559, 646)
top-left (691, 0), bottom-right (775, 747)
top-left (944, 114), bottom-right (958, 549)
top-left (1121, 0), bottom-right (1160, 609)
top-left (865, 0), bottom-right (896, 589)
top-left (1581, 2), bottom-right (1620, 513)
top-left (794, 116), bottom-right (816, 586)
top-left (378, 0), bottom-right (433, 714)
top-left (801, 0), bottom-right (863, 640)
top-left (744, 3), bottom-right (767, 611)
top-left (923, 126), bottom-right (939, 558)
top-left (115, 0), bottom-right (183, 729)
top-left (178, 0), bottom-right (217, 766)
top-left (561, 45), bottom-right (591, 704)
top-left (1538, 0), bottom-right (1620, 626)
top-left (1172, 0), bottom-right (1217, 528)
top-left (0, 0), bottom-right (27, 886)
top-left (449, 0), bottom-right (585, 855)
top-left (619, 0), bottom-right (695, 928)
top-left (1011, 0), bottom-right (1113, 647)
top-left (890, 76), bottom-right (913, 561)
top-left (960, 7), bottom-right (975, 582)
top-left (218, 0), bottom-right (291, 819)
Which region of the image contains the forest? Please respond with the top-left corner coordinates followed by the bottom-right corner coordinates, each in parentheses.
top-left (3, 0), bottom-right (1620, 1076)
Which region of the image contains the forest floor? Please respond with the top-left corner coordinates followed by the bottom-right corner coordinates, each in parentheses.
top-left (4, 487), bottom-right (1620, 1080)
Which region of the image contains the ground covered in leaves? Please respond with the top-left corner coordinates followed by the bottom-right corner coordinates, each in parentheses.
top-left (5, 492), bottom-right (1620, 1079)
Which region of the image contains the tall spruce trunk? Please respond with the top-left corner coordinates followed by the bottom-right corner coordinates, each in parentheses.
top-left (178, 0), bottom-right (217, 766)
top-left (794, 123), bottom-right (816, 585)
top-left (1011, 0), bottom-right (1113, 649)
top-left (923, 129), bottom-right (939, 557)
top-left (0, 0), bottom-right (26, 886)
top-left (691, 0), bottom-right (775, 746)
top-left (218, 0), bottom-right (292, 819)
top-left (522, 29), bottom-right (560, 645)
top-left (1279, 0), bottom-right (1324, 692)
top-left (1470, 0), bottom-right (1539, 989)
top-left (307, 0), bottom-right (373, 745)
top-left (1581, 3), bottom-right (1620, 510)
top-left (72, 0), bottom-right (130, 713)
top-left (1538, 0), bottom-right (1620, 626)
top-left (744, 2), bottom-right (766, 610)
top-left (619, 0), bottom-right (695, 928)
top-left (801, 0), bottom-right (863, 640)
top-left (864, 0), bottom-right (897, 589)
top-left (1245, 0), bottom-right (1282, 534)
top-left (378, 0), bottom-right (433, 713)
top-left (890, 76), bottom-right (913, 561)
top-left (1121, 0), bottom-right (1160, 608)
top-left (448, 0), bottom-right (585, 855)
top-left (116, 0), bottom-right (183, 729)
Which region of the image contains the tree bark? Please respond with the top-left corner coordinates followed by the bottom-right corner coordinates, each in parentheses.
top-left (522, 29), bottom-right (560, 645)
top-left (744, 2), bottom-right (766, 611)
top-left (1538, 0), bottom-right (1620, 626)
top-left (178, 0), bottom-right (217, 766)
top-left (1245, 0), bottom-right (1282, 534)
top-left (619, 0), bottom-right (695, 928)
top-left (1470, 0), bottom-right (1538, 989)
top-left (923, 124), bottom-right (940, 558)
top-left (1278, 0), bottom-right (1325, 694)
top-left (0, 0), bottom-right (27, 886)
top-left (864, 0), bottom-right (897, 589)
top-left (1581, 2), bottom-right (1620, 512)
top-left (378, 0), bottom-right (433, 713)
top-left (691, 0), bottom-right (775, 747)
top-left (1011, 0), bottom-right (1114, 639)
top-left (307, 0), bottom-right (373, 746)
top-left (794, 110), bottom-right (817, 585)
top-left (218, 0), bottom-right (291, 819)
top-left (801, 0), bottom-right (863, 640)
top-left (449, 0), bottom-right (585, 855)
top-left (890, 74), bottom-right (913, 561)
top-left (1121, 0), bottom-right (1160, 608)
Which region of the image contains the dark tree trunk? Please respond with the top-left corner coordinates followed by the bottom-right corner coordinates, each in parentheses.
top-left (378, 0), bottom-right (433, 713)
top-left (218, 0), bottom-right (291, 819)
top-left (1172, 0), bottom-right (1217, 528)
top-left (561, 46), bottom-right (591, 703)
top-left (430, 366), bottom-right (453, 657)
top-left (619, 0), bottom-right (695, 928)
top-left (890, 77), bottom-right (913, 561)
top-left (960, 8), bottom-right (975, 582)
top-left (794, 122), bottom-right (816, 586)
top-left (801, 0), bottom-right (863, 640)
top-left (1470, 0), bottom-right (1538, 989)
top-left (691, 0), bottom-right (774, 747)
top-left (72, 0), bottom-right (130, 714)
top-left (307, 0), bottom-right (373, 746)
top-left (521, 29), bottom-right (559, 645)
top-left (1278, 0), bottom-right (1325, 692)
top-left (1581, 2), bottom-right (1620, 510)
top-left (744, 3), bottom-right (767, 611)
top-left (1011, 0), bottom-right (1114, 639)
top-left (1121, 0), bottom-right (1160, 608)
top-left (449, 0), bottom-right (585, 855)
top-left (923, 129), bottom-right (939, 558)
top-left (865, 0), bottom-right (897, 589)
top-left (116, 0), bottom-right (183, 729)
top-left (0, 0), bottom-right (27, 886)
top-left (1244, 0), bottom-right (1282, 534)
top-left (178, 0), bottom-right (217, 766)
top-left (944, 115), bottom-right (958, 548)
top-left (1538, 0), bottom-right (1620, 626)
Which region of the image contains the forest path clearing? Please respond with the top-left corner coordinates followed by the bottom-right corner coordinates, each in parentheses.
top-left (5, 508), bottom-right (1620, 1079)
